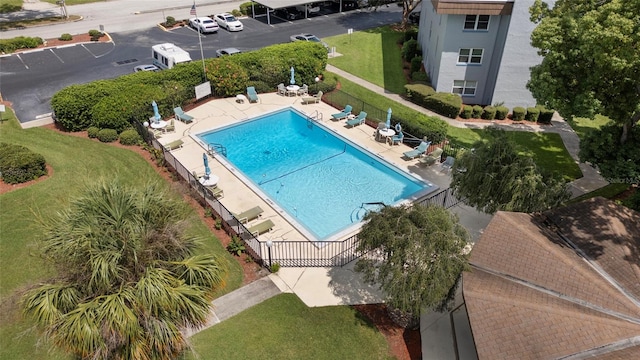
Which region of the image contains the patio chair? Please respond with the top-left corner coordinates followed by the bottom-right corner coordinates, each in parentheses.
top-left (441, 156), bottom-right (455, 173)
top-left (247, 219), bottom-right (275, 237)
top-left (297, 84), bottom-right (309, 96)
top-left (232, 205), bottom-right (264, 224)
top-left (164, 118), bottom-right (175, 133)
top-left (387, 131), bottom-right (404, 145)
top-left (206, 185), bottom-right (224, 199)
top-left (419, 147), bottom-right (444, 166)
top-left (174, 107), bottom-right (194, 124)
top-left (247, 86), bottom-right (259, 103)
top-left (403, 141), bottom-right (431, 160)
top-left (346, 111), bottom-right (367, 127)
top-left (331, 105), bottom-right (352, 120)
top-left (277, 83), bottom-right (286, 96)
top-left (164, 139), bottom-right (184, 151)
top-left (301, 91), bottom-right (323, 104)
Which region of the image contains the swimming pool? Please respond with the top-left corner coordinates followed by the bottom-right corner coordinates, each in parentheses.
top-left (196, 107), bottom-right (434, 241)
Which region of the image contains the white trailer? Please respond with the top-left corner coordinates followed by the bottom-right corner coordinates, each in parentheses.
top-left (152, 43), bottom-right (192, 70)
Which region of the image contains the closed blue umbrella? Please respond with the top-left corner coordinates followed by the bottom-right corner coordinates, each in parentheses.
top-left (290, 66), bottom-right (295, 85)
top-left (203, 153), bottom-right (211, 177)
top-left (386, 108), bottom-right (392, 129)
top-left (152, 100), bottom-right (161, 123)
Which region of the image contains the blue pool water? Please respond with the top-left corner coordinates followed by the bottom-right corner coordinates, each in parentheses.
top-left (197, 108), bottom-right (432, 240)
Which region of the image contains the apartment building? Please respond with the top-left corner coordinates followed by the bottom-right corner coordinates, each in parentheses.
top-left (417, 0), bottom-right (551, 109)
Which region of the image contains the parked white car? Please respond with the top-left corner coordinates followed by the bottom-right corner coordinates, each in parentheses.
top-left (290, 33), bottom-right (329, 51)
top-left (189, 17), bottom-right (219, 33)
top-left (214, 13), bottom-right (243, 31)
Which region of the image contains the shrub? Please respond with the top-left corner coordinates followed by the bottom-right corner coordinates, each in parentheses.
top-left (206, 57), bottom-right (250, 97)
top-left (88, 29), bottom-right (102, 37)
top-left (231, 9), bottom-right (242, 17)
top-left (512, 107), bottom-right (526, 121)
top-left (622, 189), bottom-right (640, 211)
top-left (226, 236), bottom-right (245, 256)
top-left (87, 126), bottom-right (100, 138)
top-left (495, 106), bottom-right (509, 120)
top-left (410, 56), bottom-right (422, 74)
top-left (525, 107), bottom-right (540, 122)
top-left (401, 39), bottom-right (418, 61)
top-left (460, 105), bottom-right (472, 119)
top-left (580, 124), bottom-right (640, 180)
top-left (404, 29), bottom-right (418, 42)
top-left (411, 71), bottom-right (429, 83)
top-left (482, 106), bottom-right (497, 120)
top-left (0, 36), bottom-right (44, 53)
top-left (165, 16), bottom-right (177, 27)
top-left (471, 105), bottom-right (483, 119)
top-left (404, 84), bottom-right (435, 104)
top-left (59, 33), bottom-right (73, 41)
top-left (269, 262), bottom-right (281, 273)
top-left (119, 129), bottom-right (142, 145)
top-left (0, 143), bottom-right (47, 184)
top-left (97, 128), bottom-right (118, 143)
top-left (316, 74), bottom-right (338, 94)
top-left (537, 106), bottom-right (555, 124)
top-left (423, 92), bottom-right (462, 119)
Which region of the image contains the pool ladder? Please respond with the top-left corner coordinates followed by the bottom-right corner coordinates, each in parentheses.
top-left (307, 110), bottom-right (323, 128)
top-left (207, 143), bottom-right (227, 157)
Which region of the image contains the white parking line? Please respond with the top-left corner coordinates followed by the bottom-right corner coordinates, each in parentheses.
top-left (49, 48), bottom-right (65, 63)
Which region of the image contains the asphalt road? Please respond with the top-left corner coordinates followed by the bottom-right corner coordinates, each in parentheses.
top-left (0, 3), bottom-right (401, 123)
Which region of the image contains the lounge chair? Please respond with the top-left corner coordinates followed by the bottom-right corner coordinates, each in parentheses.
top-left (232, 205), bottom-right (264, 224)
top-left (403, 141), bottom-right (431, 160)
top-left (174, 107), bottom-right (194, 124)
top-left (419, 147), bottom-right (444, 166)
top-left (387, 131), bottom-right (404, 145)
top-left (346, 111), bottom-right (367, 127)
top-left (164, 139), bottom-right (184, 151)
top-left (441, 156), bottom-right (455, 173)
top-left (247, 86), bottom-right (259, 103)
top-left (277, 83), bottom-right (286, 96)
top-left (247, 219), bottom-right (275, 236)
top-left (331, 105), bottom-right (352, 120)
top-left (301, 91), bottom-right (323, 104)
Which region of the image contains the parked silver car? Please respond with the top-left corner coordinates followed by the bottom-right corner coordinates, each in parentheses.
top-left (215, 47), bottom-right (242, 57)
top-left (290, 33), bottom-right (329, 51)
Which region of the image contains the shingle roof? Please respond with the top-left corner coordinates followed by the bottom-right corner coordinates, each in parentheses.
top-left (463, 198), bottom-right (640, 359)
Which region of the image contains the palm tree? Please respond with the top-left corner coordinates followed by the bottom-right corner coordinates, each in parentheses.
top-left (22, 180), bottom-right (227, 359)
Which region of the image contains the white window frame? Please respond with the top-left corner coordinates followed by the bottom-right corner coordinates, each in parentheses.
top-left (458, 48), bottom-right (484, 64)
top-left (452, 80), bottom-right (477, 96)
top-left (463, 15), bottom-right (490, 30)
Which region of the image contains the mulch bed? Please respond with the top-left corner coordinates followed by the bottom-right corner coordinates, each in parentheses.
top-left (354, 304), bottom-right (422, 359)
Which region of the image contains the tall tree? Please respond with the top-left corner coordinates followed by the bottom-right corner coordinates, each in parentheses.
top-left (528, 0), bottom-right (640, 144)
top-left (363, 0), bottom-right (422, 29)
top-left (22, 181), bottom-right (227, 359)
top-left (355, 204), bottom-right (470, 324)
top-left (450, 129), bottom-right (571, 214)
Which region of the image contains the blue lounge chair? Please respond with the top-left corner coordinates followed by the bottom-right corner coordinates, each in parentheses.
top-left (331, 105), bottom-right (352, 120)
top-left (387, 131), bottom-right (404, 145)
top-left (174, 107), bottom-right (194, 124)
top-left (403, 141), bottom-right (431, 159)
top-left (247, 86), bottom-right (259, 103)
top-left (346, 111), bottom-right (367, 127)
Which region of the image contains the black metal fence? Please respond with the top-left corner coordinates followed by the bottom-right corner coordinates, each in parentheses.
top-left (143, 124), bottom-right (466, 269)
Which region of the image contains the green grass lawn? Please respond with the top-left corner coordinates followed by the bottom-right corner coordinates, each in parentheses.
top-left (569, 114), bottom-right (612, 141)
top-left (567, 183), bottom-right (631, 205)
top-left (325, 26), bottom-right (407, 94)
top-left (0, 112), bottom-right (242, 359)
top-left (188, 293), bottom-right (392, 360)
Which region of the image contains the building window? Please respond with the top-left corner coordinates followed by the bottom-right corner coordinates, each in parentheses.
top-left (458, 48), bottom-right (483, 64)
top-left (453, 80), bottom-right (477, 96)
top-left (464, 15), bottom-right (490, 30)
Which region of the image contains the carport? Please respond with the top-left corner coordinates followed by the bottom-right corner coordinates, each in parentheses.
top-left (250, 0), bottom-right (353, 24)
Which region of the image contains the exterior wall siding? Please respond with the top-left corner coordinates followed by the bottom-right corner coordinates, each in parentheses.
top-left (418, 0), bottom-right (553, 109)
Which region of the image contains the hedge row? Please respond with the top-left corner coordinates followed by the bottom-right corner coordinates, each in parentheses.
top-left (51, 41), bottom-right (328, 132)
top-left (0, 142), bottom-right (47, 184)
top-left (459, 105), bottom-right (555, 123)
top-left (404, 85), bottom-right (462, 119)
top-left (0, 36), bottom-right (43, 53)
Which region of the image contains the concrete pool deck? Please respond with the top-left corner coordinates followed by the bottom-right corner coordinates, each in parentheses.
top-left (157, 92), bottom-right (487, 308)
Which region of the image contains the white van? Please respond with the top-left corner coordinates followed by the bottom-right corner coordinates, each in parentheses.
top-left (152, 43), bottom-right (192, 70)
